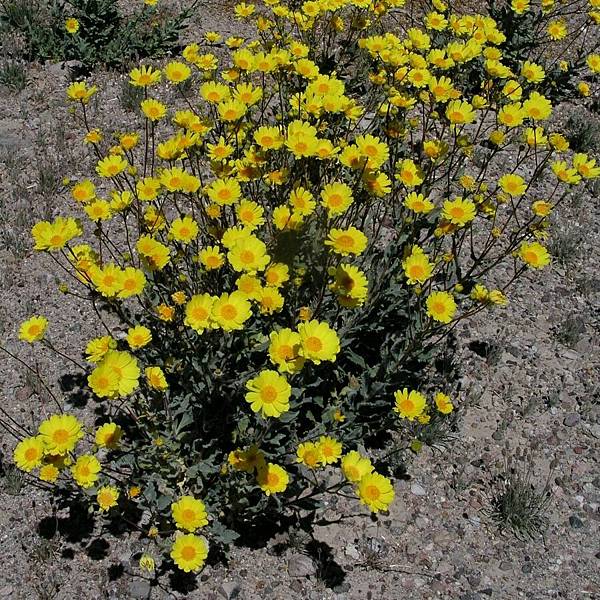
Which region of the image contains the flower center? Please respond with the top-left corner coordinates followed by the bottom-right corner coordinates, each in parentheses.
top-left (221, 304), bottom-right (237, 320)
top-left (25, 447), bottom-right (39, 461)
top-left (305, 336), bottom-right (323, 352)
top-left (336, 234), bottom-right (354, 249)
top-left (365, 485), bottom-right (380, 500)
top-left (261, 385), bottom-right (278, 403)
top-left (53, 429), bottom-right (69, 444)
top-left (240, 250), bottom-right (255, 264)
top-left (182, 509), bottom-right (196, 522)
top-left (400, 399), bottom-right (415, 413)
top-left (181, 546), bottom-right (197, 561)
top-left (267, 472), bottom-right (280, 487)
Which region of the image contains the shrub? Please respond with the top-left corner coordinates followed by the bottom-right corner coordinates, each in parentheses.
top-left (0, 0), bottom-right (199, 71)
top-left (3, 0), bottom-right (599, 578)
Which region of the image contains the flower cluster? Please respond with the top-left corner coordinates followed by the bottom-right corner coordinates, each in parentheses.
top-left (9, 0), bottom-right (599, 578)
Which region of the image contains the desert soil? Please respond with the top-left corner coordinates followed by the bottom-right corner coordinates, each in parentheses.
top-left (0, 3), bottom-right (599, 599)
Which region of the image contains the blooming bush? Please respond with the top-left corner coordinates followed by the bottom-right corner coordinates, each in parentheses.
top-left (6, 0), bottom-right (600, 577)
top-left (0, 0), bottom-right (198, 71)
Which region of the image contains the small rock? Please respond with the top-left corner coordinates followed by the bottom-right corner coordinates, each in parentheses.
top-left (499, 561), bottom-right (511, 572)
top-left (479, 588), bottom-right (493, 596)
top-left (522, 563), bottom-right (533, 574)
top-left (563, 413), bottom-right (580, 427)
top-left (333, 582), bottom-right (351, 593)
top-left (218, 580), bottom-right (241, 599)
top-left (345, 544), bottom-right (360, 560)
top-left (411, 483), bottom-right (427, 496)
top-left (289, 580), bottom-right (304, 593)
top-left (288, 554), bottom-right (316, 578)
top-left (468, 573), bottom-right (482, 588)
top-left (569, 515), bottom-right (585, 530)
top-left (128, 579), bottom-right (151, 599)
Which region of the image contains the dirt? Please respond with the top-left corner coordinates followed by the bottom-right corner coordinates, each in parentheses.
top-left (0, 2), bottom-right (599, 599)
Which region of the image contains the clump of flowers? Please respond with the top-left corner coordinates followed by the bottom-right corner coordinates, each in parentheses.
top-left (5, 0), bottom-right (599, 578)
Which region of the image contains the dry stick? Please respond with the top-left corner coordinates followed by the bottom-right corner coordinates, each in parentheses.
top-left (0, 345), bottom-right (62, 412)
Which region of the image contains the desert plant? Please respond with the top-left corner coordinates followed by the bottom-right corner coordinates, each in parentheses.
top-left (488, 451), bottom-right (554, 539)
top-left (0, 0), bottom-right (200, 71)
top-left (2, 0), bottom-right (599, 581)
top-left (0, 59), bottom-right (26, 90)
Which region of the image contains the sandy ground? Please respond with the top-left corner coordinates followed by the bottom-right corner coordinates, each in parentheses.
top-left (0, 3), bottom-right (599, 599)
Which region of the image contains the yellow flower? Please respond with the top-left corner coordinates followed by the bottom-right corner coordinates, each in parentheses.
top-left (136, 235), bottom-right (171, 270)
top-left (426, 291), bottom-right (457, 324)
top-left (169, 216), bottom-right (199, 244)
top-left (320, 182), bottom-right (353, 216)
top-left (116, 267), bottom-right (144, 299)
top-left (97, 486), bottom-right (120, 511)
top-left (71, 180), bottom-right (95, 203)
top-left (257, 286), bottom-right (284, 314)
top-left (402, 246), bottom-right (433, 284)
top-left (523, 92), bottom-right (552, 121)
top-left (211, 292), bottom-right (252, 331)
top-left (297, 442), bottom-right (323, 468)
top-left (396, 159), bottom-right (424, 187)
top-left (218, 99), bottom-right (247, 122)
top-left (341, 451), bottom-right (373, 483)
top-left (84, 336), bottom-right (116, 363)
top-left (393, 388), bottom-right (427, 420)
top-left (171, 496), bottom-right (209, 532)
top-left (521, 60), bottom-right (545, 83)
top-left (330, 264), bottom-right (368, 308)
top-left (404, 192), bottom-right (434, 214)
top-left (184, 294), bottom-right (215, 333)
top-left (199, 246), bottom-right (225, 271)
top-left (245, 370), bottom-right (291, 418)
top-left (129, 65), bottom-right (161, 87)
top-left (264, 263), bottom-right (289, 288)
top-left (297, 320), bottom-right (340, 364)
top-left (170, 534), bottom-right (209, 573)
top-left (254, 126), bottom-right (284, 150)
top-left (38, 414), bottom-right (83, 454)
top-left (89, 350), bottom-right (140, 399)
top-left (95, 423), bottom-right (123, 449)
top-left (206, 177), bottom-right (241, 205)
top-left (325, 227), bottom-right (368, 256)
top-left (18, 315), bottom-right (48, 343)
top-left (66, 82), bottom-right (97, 103)
top-left (13, 436), bottom-right (45, 472)
top-left (71, 454), bottom-right (101, 488)
top-left (268, 328), bottom-right (305, 374)
top-left (31, 217), bottom-right (82, 251)
top-left (518, 241), bottom-right (550, 269)
top-left (445, 100), bottom-right (476, 124)
top-left (441, 197), bottom-right (476, 226)
top-left (357, 472), bottom-right (395, 513)
top-left (227, 236), bottom-right (270, 273)
top-left (39, 464), bottom-right (60, 482)
top-left (96, 155), bottom-right (128, 178)
top-left (228, 445), bottom-right (266, 473)
top-left (127, 325), bottom-right (152, 349)
top-left (257, 463), bottom-right (289, 495)
top-left (65, 18), bottom-right (79, 33)
top-left (146, 366), bottom-right (168, 391)
top-left (141, 98), bottom-right (167, 121)
top-left (139, 554), bottom-right (155, 573)
top-left (236, 200), bottom-right (265, 230)
top-left (164, 61), bottom-right (191, 84)
top-left (317, 436), bottom-right (342, 465)
top-left (434, 392), bottom-right (454, 414)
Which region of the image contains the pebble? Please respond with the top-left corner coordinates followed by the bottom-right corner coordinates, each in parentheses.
top-left (287, 554), bottom-right (316, 578)
top-left (218, 580), bottom-right (242, 599)
top-left (128, 579), bottom-right (151, 599)
top-left (411, 483), bottom-right (427, 496)
top-left (569, 515), bottom-right (585, 530)
top-left (345, 544), bottom-right (360, 560)
top-left (563, 413), bottom-right (581, 427)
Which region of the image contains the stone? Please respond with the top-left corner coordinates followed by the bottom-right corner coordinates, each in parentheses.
top-left (218, 580), bottom-right (242, 599)
top-left (522, 563), bottom-right (533, 574)
top-left (499, 561), bottom-right (511, 572)
top-left (411, 482), bottom-right (427, 496)
top-left (569, 515), bottom-right (585, 530)
top-left (345, 544), bottom-right (360, 560)
top-left (333, 582), bottom-right (351, 593)
top-left (128, 579), bottom-right (151, 599)
top-left (288, 554), bottom-right (316, 578)
top-left (563, 413), bottom-right (581, 427)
